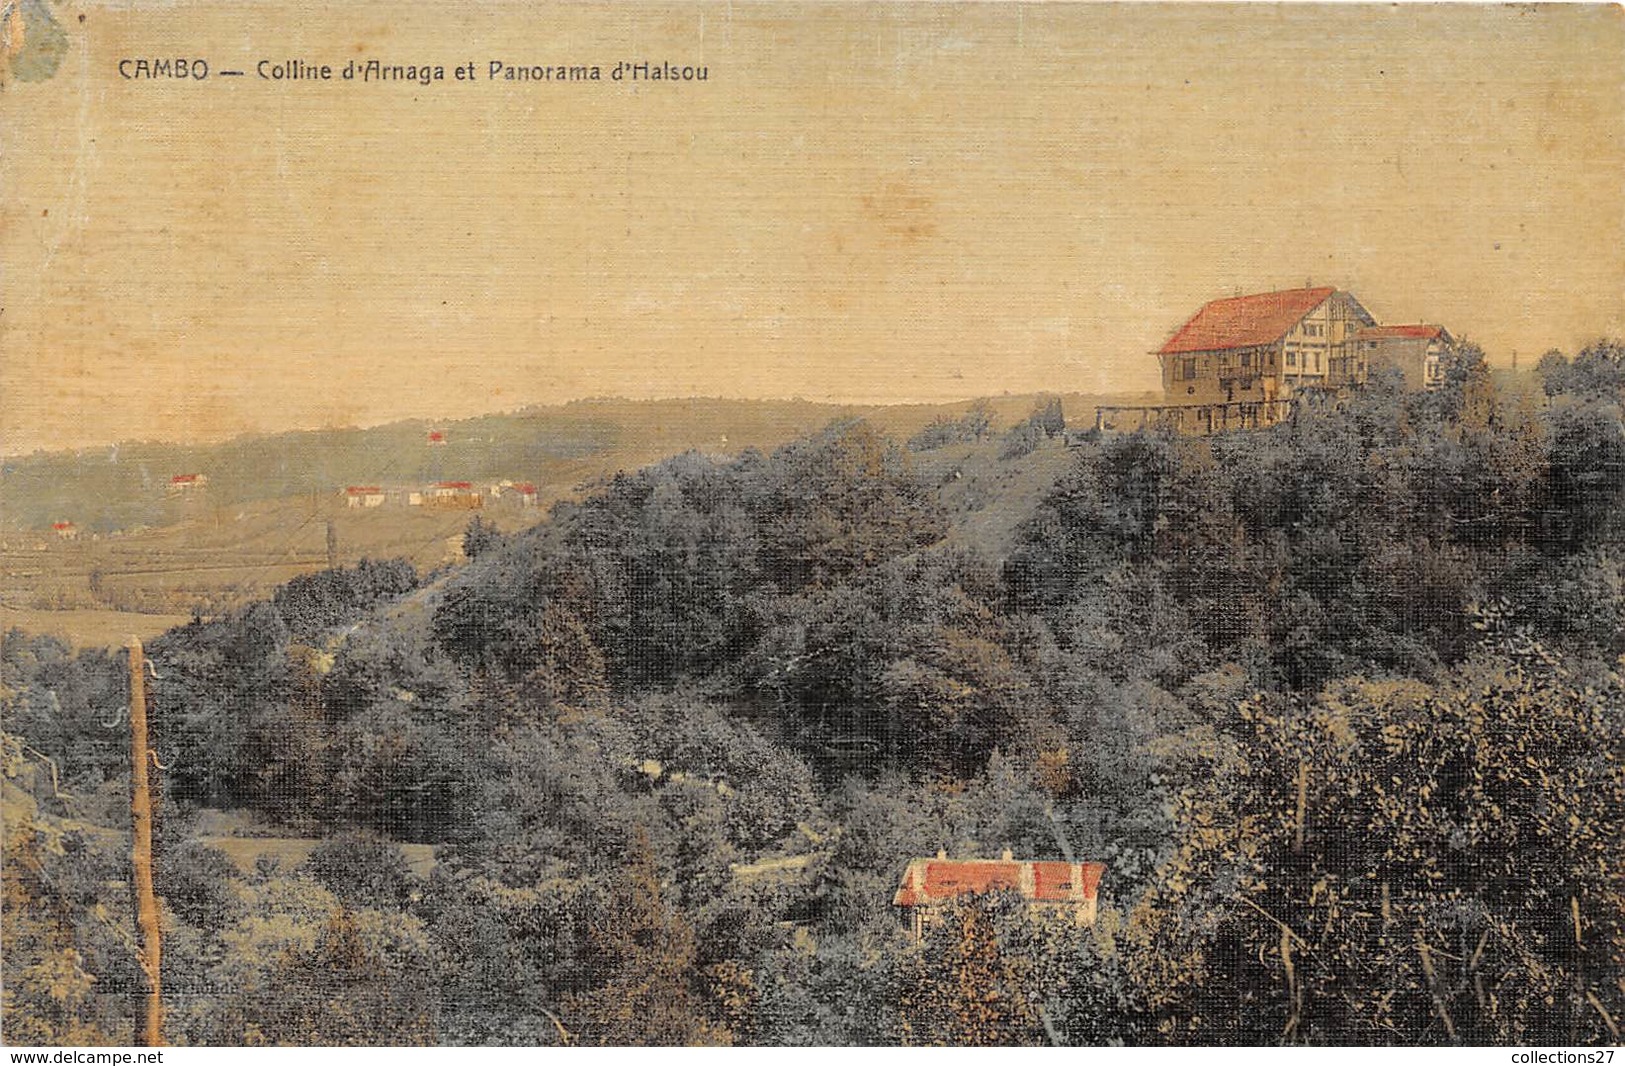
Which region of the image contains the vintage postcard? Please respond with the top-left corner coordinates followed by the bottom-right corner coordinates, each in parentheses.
top-left (2, 0), bottom-right (1622, 1051)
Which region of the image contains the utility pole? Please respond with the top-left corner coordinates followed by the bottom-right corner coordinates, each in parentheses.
top-left (126, 637), bottom-right (163, 1047)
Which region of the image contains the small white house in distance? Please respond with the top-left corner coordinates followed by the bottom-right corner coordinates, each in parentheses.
top-left (167, 473), bottom-right (208, 496)
top-left (345, 486), bottom-right (387, 509)
top-left (422, 481), bottom-right (482, 510)
top-left (489, 480), bottom-right (539, 507)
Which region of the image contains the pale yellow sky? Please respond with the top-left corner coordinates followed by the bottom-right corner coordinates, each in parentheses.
top-left (2, 1), bottom-right (1621, 453)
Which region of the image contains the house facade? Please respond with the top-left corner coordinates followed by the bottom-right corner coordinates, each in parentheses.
top-left (1356, 324), bottom-right (1454, 390)
top-left (1096, 285), bottom-right (1457, 434)
top-left (1157, 286), bottom-right (1377, 406)
top-left (488, 480), bottom-right (539, 507)
top-left (420, 481), bottom-right (482, 510)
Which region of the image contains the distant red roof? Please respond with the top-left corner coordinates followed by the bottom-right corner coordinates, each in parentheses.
top-left (346, 486), bottom-right (383, 495)
top-left (433, 481), bottom-right (473, 490)
top-left (51, 522), bottom-right (74, 531)
top-left (427, 431), bottom-right (446, 442)
top-left (170, 473), bottom-right (203, 484)
top-left (1357, 324), bottom-right (1447, 341)
top-left (893, 857), bottom-right (1105, 908)
top-left (1159, 287), bottom-right (1336, 355)
top-left (511, 482), bottom-right (537, 495)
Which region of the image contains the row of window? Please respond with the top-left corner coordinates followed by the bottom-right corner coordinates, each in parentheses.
top-left (1179, 353), bottom-right (1326, 373)
top-left (1175, 352), bottom-right (1442, 388)
top-left (1178, 346), bottom-right (1347, 378)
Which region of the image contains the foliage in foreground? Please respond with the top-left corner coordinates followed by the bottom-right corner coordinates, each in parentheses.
top-left (3, 342), bottom-right (1623, 1045)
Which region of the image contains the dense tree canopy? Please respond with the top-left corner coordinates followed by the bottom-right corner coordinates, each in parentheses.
top-left (4, 351), bottom-right (1623, 1045)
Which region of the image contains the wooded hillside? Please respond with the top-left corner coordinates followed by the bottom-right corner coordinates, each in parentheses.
top-left (4, 346), bottom-right (1622, 1046)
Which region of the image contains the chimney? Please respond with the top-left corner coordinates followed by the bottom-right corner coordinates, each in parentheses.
top-left (936, 848), bottom-right (947, 860)
top-left (1001, 848), bottom-right (1013, 862)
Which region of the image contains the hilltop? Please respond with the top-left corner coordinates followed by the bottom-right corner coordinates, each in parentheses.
top-left (0, 392), bottom-right (1148, 646)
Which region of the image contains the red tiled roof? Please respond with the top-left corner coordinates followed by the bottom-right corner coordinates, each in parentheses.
top-left (433, 481), bottom-right (473, 490)
top-left (52, 522), bottom-right (74, 530)
top-left (512, 482), bottom-right (538, 494)
top-left (427, 431), bottom-right (446, 442)
top-left (1159, 287), bottom-right (1335, 355)
top-left (892, 858), bottom-right (1105, 907)
top-left (1357, 324), bottom-right (1446, 341)
top-left (170, 473), bottom-right (202, 483)
top-left (1032, 861), bottom-right (1094, 900)
top-left (346, 486), bottom-right (383, 495)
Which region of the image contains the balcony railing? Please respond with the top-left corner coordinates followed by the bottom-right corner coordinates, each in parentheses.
top-left (1092, 398), bottom-right (1297, 436)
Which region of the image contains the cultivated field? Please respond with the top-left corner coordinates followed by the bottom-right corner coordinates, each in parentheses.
top-left (1, 393), bottom-right (1139, 648)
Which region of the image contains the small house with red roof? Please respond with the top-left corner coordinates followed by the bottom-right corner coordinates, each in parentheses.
top-left (421, 480), bottom-right (482, 510)
top-left (489, 480), bottom-right (539, 507)
top-left (1356, 324), bottom-right (1455, 391)
top-left (167, 473), bottom-right (208, 497)
top-left (51, 521), bottom-right (79, 541)
top-left (345, 486), bottom-right (387, 509)
top-left (1157, 286), bottom-right (1376, 408)
top-left (892, 850), bottom-right (1106, 941)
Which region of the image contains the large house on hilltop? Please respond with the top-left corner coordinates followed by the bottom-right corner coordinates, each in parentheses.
top-left (1157, 286), bottom-right (1375, 406)
top-left (1097, 286), bottom-right (1454, 433)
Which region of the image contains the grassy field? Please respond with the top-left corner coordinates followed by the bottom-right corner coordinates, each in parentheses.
top-left (0, 607), bottom-right (195, 649)
top-left (0, 496), bottom-right (484, 619)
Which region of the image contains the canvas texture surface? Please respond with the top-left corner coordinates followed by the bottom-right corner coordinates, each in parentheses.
top-left (1, 1), bottom-right (1622, 1048)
